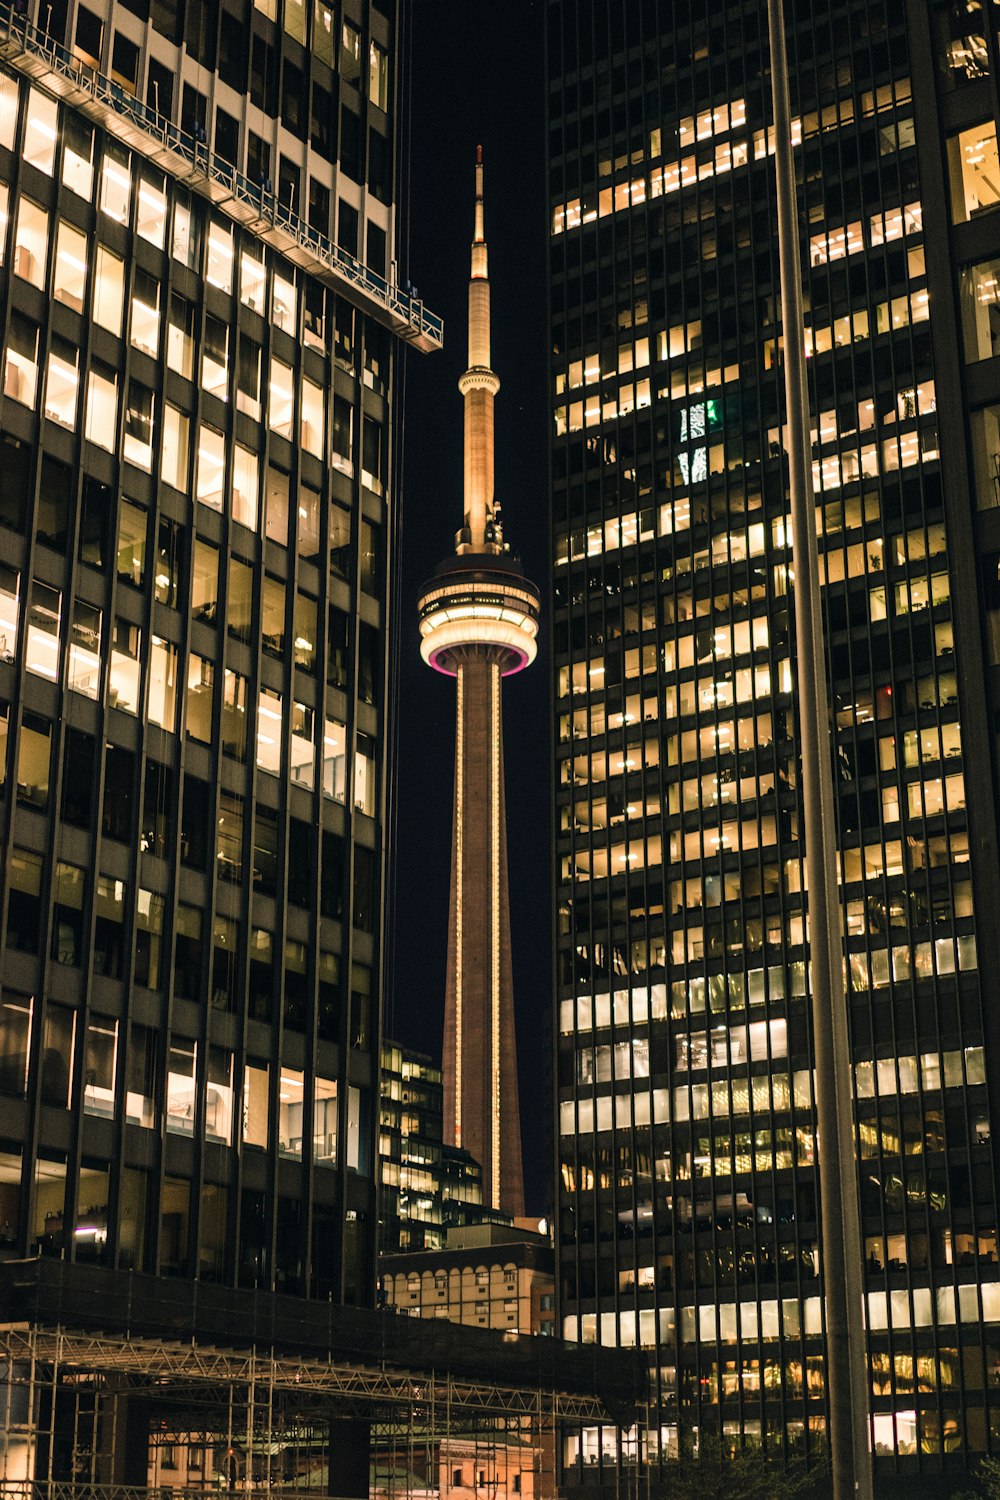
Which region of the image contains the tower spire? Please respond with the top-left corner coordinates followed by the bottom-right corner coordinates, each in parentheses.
top-left (460, 146), bottom-right (499, 551)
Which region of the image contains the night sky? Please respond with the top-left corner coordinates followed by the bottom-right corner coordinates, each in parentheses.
top-left (385, 1), bottom-right (552, 1214)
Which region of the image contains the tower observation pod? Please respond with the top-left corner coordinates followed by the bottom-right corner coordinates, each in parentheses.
top-left (417, 149), bottom-right (539, 1217)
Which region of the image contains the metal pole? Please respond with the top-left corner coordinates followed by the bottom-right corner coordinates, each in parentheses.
top-left (765, 2), bottom-right (873, 1496)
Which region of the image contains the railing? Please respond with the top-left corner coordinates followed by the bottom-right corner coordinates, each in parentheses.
top-left (0, 2), bottom-right (442, 350)
top-left (0, 1487), bottom-right (300, 1500)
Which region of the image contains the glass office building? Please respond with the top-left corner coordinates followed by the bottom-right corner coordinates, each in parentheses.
top-left (0, 0), bottom-right (439, 1313)
top-left (549, 1), bottom-right (1000, 1490)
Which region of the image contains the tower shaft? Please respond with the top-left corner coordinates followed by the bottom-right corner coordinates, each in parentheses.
top-left (442, 652), bottom-right (524, 1216)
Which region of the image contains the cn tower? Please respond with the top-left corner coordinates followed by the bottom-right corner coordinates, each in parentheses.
top-left (417, 150), bottom-right (539, 1217)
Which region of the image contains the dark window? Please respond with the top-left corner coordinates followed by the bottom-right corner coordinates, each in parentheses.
top-left (181, 83), bottom-right (207, 139)
top-left (7, 849), bottom-right (43, 952)
top-left (253, 807), bottom-right (278, 897)
top-left (75, 6), bottom-right (104, 65)
top-left (214, 108), bottom-right (239, 167)
top-left (146, 56), bottom-right (173, 118)
top-left (248, 931), bottom-right (274, 1022)
top-left (79, 477), bottom-right (110, 569)
top-left (150, 0), bottom-right (183, 46)
top-left (359, 622), bottom-right (379, 707)
top-left (352, 846), bottom-right (375, 933)
top-left (328, 606), bottom-right (349, 689)
top-left (102, 744), bottom-right (135, 844)
top-left (218, 11), bottom-right (244, 90)
top-left (61, 728), bottom-right (96, 829)
top-left (366, 221), bottom-right (386, 278)
top-left (310, 83), bottom-right (333, 157)
top-left (0, 434), bottom-right (30, 534)
top-left (250, 35), bottom-right (276, 114)
top-left (321, 830), bottom-right (344, 920)
top-left (37, 455), bottom-right (72, 551)
top-left (340, 106), bottom-right (361, 182)
top-left (141, 759), bottom-right (174, 859)
top-left (338, 200), bottom-right (359, 257)
top-left (278, 156), bottom-right (300, 215)
top-left (173, 906), bottom-right (203, 1000)
top-left (368, 127), bottom-right (388, 203)
top-left (308, 177), bottom-right (330, 236)
top-left (287, 818), bottom-right (312, 908)
top-left (247, 131), bottom-right (270, 188)
top-left (180, 774), bottom-right (210, 869)
top-left (184, 0), bottom-right (216, 68)
top-left (111, 31), bottom-right (140, 88)
top-left (282, 60), bottom-right (306, 138)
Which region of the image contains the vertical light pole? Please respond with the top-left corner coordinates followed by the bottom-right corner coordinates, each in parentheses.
top-left (765, 2), bottom-right (873, 1496)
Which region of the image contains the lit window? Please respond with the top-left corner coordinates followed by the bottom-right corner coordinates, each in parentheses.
top-left (293, 593), bottom-right (316, 673)
top-left (284, 0), bottom-right (306, 40)
top-left (369, 42), bottom-right (389, 110)
top-left (62, 115), bottom-right (95, 199)
top-left (202, 314), bottom-right (228, 398)
top-left (82, 1019), bottom-right (117, 1117)
top-left (116, 499), bottom-right (146, 588)
top-left (93, 245), bottom-right (125, 336)
top-left (232, 444), bottom-right (259, 531)
top-left (314, 2), bottom-right (334, 65)
top-left (136, 174), bottom-right (166, 247)
top-left (206, 1048), bottom-right (234, 1145)
top-left (166, 1040), bottom-right (197, 1135)
top-left (240, 247), bottom-right (266, 312)
top-left (298, 482), bottom-right (321, 561)
top-left (109, 619), bottom-right (141, 713)
top-left (191, 539), bottom-right (218, 624)
top-left (84, 366), bottom-right (117, 450)
top-left (236, 333), bottom-right (262, 418)
top-left (949, 120), bottom-right (1000, 221)
top-left (17, 713), bottom-right (50, 810)
top-left (301, 376), bottom-right (325, 456)
top-left (166, 294), bottom-right (194, 378)
top-left (278, 1067), bottom-right (305, 1157)
top-left (148, 637), bottom-right (178, 731)
top-left (256, 688), bottom-right (283, 776)
top-left (5, 312), bottom-right (38, 407)
top-left (0, 566), bottom-right (19, 662)
top-left (123, 381), bottom-right (154, 469)
top-left (243, 1062), bottom-right (269, 1148)
top-left (130, 269), bottom-right (160, 357)
top-left (206, 222), bottom-right (234, 292)
top-left (161, 404), bottom-right (190, 492)
top-left (272, 269), bottom-right (296, 331)
top-left (291, 701), bottom-right (315, 788)
top-left (13, 198), bottom-right (48, 288)
top-left (99, 146), bottom-right (131, 224)
top-left (171, 200), bottom-right (198, 268)
top-left (185, 654), bottom-right (214, 743)
top-left (314, 1077), bottom-right (338, 1164)
top-left (26, 580), bottom-right (60, 681)
top-left (24, 87), bottom-right (58, 175)
top-left (0, 181), bottom-right (8, 266)
top-left (53, 220), bottom-right (88, 310)
top-left (67, 598), bottom-right (101, 699)
top-left (323, 718), bottom-right (346, 801)
top-left (44, 341), bottom-right (79, 428)
top-left (354, 733), bottom-right (376, 816)
top-left (196, 425), bottom-right (226, 510)
top-left (222, 669), bottom-right (248, 761)
top-left (268, 357), bottom-right (294, 437)
top-left (0, 72), bottom-right (18, 153)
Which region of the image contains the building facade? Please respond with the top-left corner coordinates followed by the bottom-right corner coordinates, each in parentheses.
top-left (0, 0), bottom-right (439, 1352)
top-left (417, 153), bottom-right (540, 1219)
top-left (549, 0), bottom-right (1000, 1492)
top-left (382, 1222), bottom-right (556, 1337)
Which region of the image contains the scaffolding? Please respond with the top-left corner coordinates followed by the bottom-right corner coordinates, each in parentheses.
top-left (0, 1263), bottom-right (643, 1500)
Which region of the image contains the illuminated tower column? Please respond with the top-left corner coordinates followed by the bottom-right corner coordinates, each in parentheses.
top-left (417, 150), bottom-right (539, 1216)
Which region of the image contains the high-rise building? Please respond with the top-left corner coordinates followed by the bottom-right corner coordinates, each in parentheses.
top-left (549, 2), bottom-right (1000, 1491)
top-left (379, 1039), bottom-right (494, 1252)
top-left (417, 152), bottom-right (540, 1217)
top-left (0, 0), bottom-right (439, 1334)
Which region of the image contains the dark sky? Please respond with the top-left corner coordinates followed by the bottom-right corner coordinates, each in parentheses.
top-left (385, 1), bottom-right (552, 1213)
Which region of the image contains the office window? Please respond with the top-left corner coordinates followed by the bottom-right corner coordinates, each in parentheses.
top-left (314, 1078), bottom-right (338, 1164)
top-left (5, 311), bottom-right (39, 407)
top-left (278, 1068), bottom-right (305, 1157)
top-left (53, 220), bottom-right (88, 310)
top-left (323, 717), bottom-right (346, 801)
top-left (117, 500), bottom-right (147, 589)
top-left (136, 173), bottom-right (167, 247)
top-left (269, 357), bottom-right (294, 437)
top-left (134, 889), bottom-right (164, 989)
top-left (124, 381), bottom-right (154, 469)
top-left (949, 121), bottom-right (1000, 220)
top-left (24, 88), bottom-right (58, 174)
top-left (265, 465), bottom-right (290, 545)
top-left (167, 295), bottom-right (195, 378)
top-left (354, 734), bottom-right (375, 816)
top-left (45, 340), bottom-right (79, 428)
top-left (17, 712), bottom-right (50, 810)
top-left (233, 444), bottom-right (259, 530)
top-left (293, 593), bottom-right (317, 673)
top-left (272, 268), bottom-right (296, 331)
top-left (155, 520), bottom-right (182, 607)
top-left (68, 599), bottom-right (102, 699)
top-left (109, 620), bottom-right (141, 714)
top-left (227, 556), bottom-right (253, 642)
top-left (166, 1039), bottom-right (197, 1135)
top-left (100, 145), bottom-right (131, 223)
top-left (26, 580), bottom-right (60, 682)
top-left (7, 850), bottom-right (42, 952)
top-left (161, 404), bottom-right (191, 491)
top-left (222, 670), bottom-right (248, 761)
top-left (13, 198), bottom-right (47, 288)
top-left (291, 702), bottom-right (315, 788)
top-left (185, 654), bottom-right (214, 743)
top-left (369, 42), bottom-right (389, 110)
top-left (196, 424), bottom-right (226, 509)
top-left (93, 877), bottom-right (125, 979)
top-left (301, 377), bottom-right (324, 456)
top-left (0, 997), bottom-right (32, 1096)
top-left (192, 538), bottom-right (218, 624)
top-left (41, 1005), bottom-right (76, 1108)
top-left (206, 222), bottom-right (234, 292)
top-left (148, 637), bottom-right (178, 731)
top-left (125, 1024), bottom-right (157, 1128)
top-left (0, 72), bottom-right (16, 153)
top-left (131, 269), bottom-right (160, 357)
top-left (0, 566), bottom-right (16, 662)
top-left (257, 688), bottom-right (282, 775)
top-left (243, 1062), bottom-right (269, 1148)
top-left (240, 247), bottom-right (266, 312)
top-left (83, 1018), bottom-right (118, 1117)
top-left (207, 1048), bottom-right (234, 1145)
top-left (84, 366), bottom-right (118, 451)
top-left (62, 114), bottom-right (95, 199)
top-left (202, 313), bottom-right (229, 398)
top-left (93, 245), bottom-right (125, 335)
